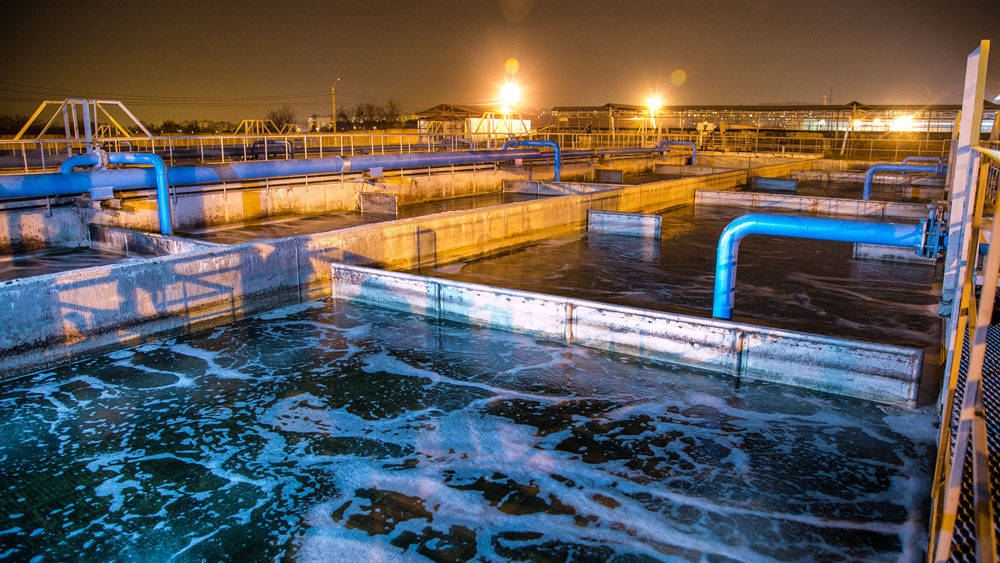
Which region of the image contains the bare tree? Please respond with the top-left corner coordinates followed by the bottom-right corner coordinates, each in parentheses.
top-left (265, 105), bottom-right (296, 128)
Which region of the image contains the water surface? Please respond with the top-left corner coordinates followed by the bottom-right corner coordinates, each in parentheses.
top-left (0, 298), bottom-right (935, 561)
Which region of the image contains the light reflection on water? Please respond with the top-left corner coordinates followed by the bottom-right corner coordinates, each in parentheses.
top-left (0, 247), bottom-right (130, 283)
top-left (0, 299), bottom-right (934, 561)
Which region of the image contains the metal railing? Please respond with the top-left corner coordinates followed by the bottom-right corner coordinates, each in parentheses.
top-left (929, 145), bottom-right (1000, 562)
top-left (0, 130), bottom-right (957, 174)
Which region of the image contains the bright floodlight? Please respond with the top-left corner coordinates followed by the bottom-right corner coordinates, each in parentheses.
top-left (890, 114), bottom-right (915, 132)
top-left (646, 95), bottom-right (663, 114)
top-left (499, 81), bottom-right (521, 111)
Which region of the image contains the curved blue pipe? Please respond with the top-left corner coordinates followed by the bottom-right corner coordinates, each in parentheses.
top-left (343, 149), bottom-right (541, 173)
top-left (712, 213), bottom-right (923, 319)
top-left (500, 139), bottom-right (560, 180)
top-left (59, 151), bottom-right (173, 234)
top-left (902, 156), bottom-right (944, 167)
top-left (107, 153), bottom-right (173, 235)
top-left (862, 163), bottom-right (947, 200)
top-left (656, 140), bottom-right (698, 165)
top-left (61, 153), bottom-right (103, 174)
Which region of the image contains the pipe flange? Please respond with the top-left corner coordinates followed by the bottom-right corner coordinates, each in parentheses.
top-left (92, 147), bottom-right (109, 170)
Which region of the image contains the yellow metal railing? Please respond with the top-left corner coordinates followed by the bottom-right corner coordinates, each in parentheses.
top-left (929, 146), bottom-right (1000, 562)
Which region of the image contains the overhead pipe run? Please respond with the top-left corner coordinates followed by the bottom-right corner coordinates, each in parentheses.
top-left (712, 213), bottom-right (945, 320)
top-left (0, 150), bottom-right (547, 200)
top-left (0, 144), bottom-right (672, 211)
top-left (862, 163), bottom-right (947, 200)
top-left (656, 140), bottom-right (698, 166)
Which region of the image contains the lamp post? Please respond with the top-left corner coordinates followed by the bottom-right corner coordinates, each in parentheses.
top-left (331, 77), bottom-right (341, 133)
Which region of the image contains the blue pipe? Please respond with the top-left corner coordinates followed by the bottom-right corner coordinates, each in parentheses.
top-left (712, 213), bottom-right (923, 319)
top-left (500, 139), bottom-right (560, 180)
top-left (1, 144), bottom-right (660, 205)
top-left (343, 149), bottom-right (541, 173)
top-left (862, 163), bottom-right (947, 200)
top-left (657, 140), bottom-right (698, 166)
top-left (107, 153), bottom-right (173, 235)
top-left (902, 156), bottom-right (943, 167)
top-left (58, 151), bottom-right (174, 234)
top-left (60, 152), bottom-right (103, 174)
top-left (0, 150), bottom-right (549, 200)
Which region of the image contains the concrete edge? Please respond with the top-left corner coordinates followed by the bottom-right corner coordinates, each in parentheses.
top-left (330, 263), bottom-right (923, 407)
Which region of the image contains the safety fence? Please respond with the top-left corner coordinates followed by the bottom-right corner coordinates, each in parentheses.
top-left (0, 130), bottom-right (958, 173)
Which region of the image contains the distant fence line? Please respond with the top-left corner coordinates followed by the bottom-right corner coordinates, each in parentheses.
top-left (0, 130), bottom-right (956, 173)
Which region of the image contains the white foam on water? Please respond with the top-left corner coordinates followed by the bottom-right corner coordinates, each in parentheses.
top-left (94, 476), bottom-right (141, 512)
top-left (168, 343), bottom-right (250, 380)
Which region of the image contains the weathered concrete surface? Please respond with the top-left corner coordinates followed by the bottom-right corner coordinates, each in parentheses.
top-left (699, 153), bottom-right (821, 171)
top-left (330, 264), bottom-right (924, 406)
top-left (587, 210), bottom-right (661, 238)
top-left (594, 169), bottom-right (624, 184)
top-left (653, 164), bottom-right (736, 176)
top-left (359, 192), bottom-right (398, 215)
top-left (751, 177), bottom-right (798, 192)
top-left (0, 237), bottom-right (303, 377)
top-left (854, 243), bottom-right (939, 264)
top-left (502, 180), bottom-right (618, 195)
top-left (0, 201), bottom-right (87, 253)
top-left (694, 190), bottom-right (931, 220)
top-left (89, 224), bottom-right (224, 257)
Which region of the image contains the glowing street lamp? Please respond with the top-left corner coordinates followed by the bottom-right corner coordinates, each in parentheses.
top-left (645, 94), bottom-right (663, 137)
top-left (645, 94), bottom-right (663, 115)
top-left (499, 81), bottom-right (521, 112)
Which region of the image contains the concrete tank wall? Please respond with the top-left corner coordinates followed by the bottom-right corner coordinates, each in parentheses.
top-left (0, 167), bottom-right (752, 377)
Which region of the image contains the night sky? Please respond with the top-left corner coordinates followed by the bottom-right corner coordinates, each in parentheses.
top-left (1, 0), bottom-right (999, 122)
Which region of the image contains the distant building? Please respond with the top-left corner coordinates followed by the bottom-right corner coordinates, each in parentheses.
top-left (416, 104), bottom-right (531, 137)
top-left (551, 102), bottom-right (999, 135)
top-left (307, 115), bottom-right (334, 131)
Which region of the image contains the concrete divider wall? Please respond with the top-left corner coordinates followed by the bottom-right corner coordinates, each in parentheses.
top-left (89, 224), bottom-right (225, 257)
top-left (298, 169), bottom-right (748, 293)
top-left (695, 190), bottom-right (930, 220)
top-left (0, 167), bottom-right (746, 377)
top-left (0, 237), bottom-right (303, 376)
top-left (0, 202), bottom-right (88, 253)
top-left (330, 264), bottom-right (923, 406)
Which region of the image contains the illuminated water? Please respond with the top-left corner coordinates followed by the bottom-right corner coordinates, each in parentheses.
top-left (751, 180), bottom-right (941, 202)
top-left (0, 298), bottom-right (935, 561)
top-left (182, 193), bottom-right (544, 244)
top-left (423, 204), bottom-right (942, 352)
top-left (0, 247), bottom-right (131, 283)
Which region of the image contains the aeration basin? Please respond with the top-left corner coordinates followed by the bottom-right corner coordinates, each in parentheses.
top-left (0, 151), bottom-right (942, 560)
top-left (0, 298), bottom-right (935, 561)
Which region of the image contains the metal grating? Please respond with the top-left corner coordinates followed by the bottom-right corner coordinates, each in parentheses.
top-left (948, 323), bottom-right (1000, 561)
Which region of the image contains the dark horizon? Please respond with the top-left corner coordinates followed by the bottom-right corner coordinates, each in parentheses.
top-left (2, 0), bottom-right (999, 123)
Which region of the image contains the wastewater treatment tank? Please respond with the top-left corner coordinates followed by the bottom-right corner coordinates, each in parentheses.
top-left (0, 298), bottom-right (935, 560)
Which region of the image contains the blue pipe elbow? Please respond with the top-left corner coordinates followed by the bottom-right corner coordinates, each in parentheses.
top-left (516, 140), bottom-right (561, 181)
top-left (60, 153), bottom-right (103, 174)
top-left (656, 140), bottom-right (697, 166)
top-left (862, 163), bottom-right (947, 200)
top-left (712, 214), bottom-right (923, 319)
top-left (107, 153), bottom-right (173, 235)
top-left (902, 156), bottom-right (944, 167)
